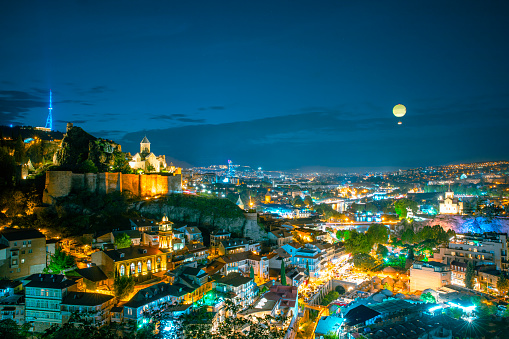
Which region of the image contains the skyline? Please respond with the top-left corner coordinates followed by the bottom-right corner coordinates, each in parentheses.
top-left (1, 1), bottom-right (509, 170)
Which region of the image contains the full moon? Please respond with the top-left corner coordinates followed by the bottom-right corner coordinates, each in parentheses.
top-left (393, 104), bottom-right (406, 118)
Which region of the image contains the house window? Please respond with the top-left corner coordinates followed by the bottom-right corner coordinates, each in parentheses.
top-left (138, 261), bottom-right (142, 273)
top-left (120, 265), bottom-right (125, 276)
top-left (147, 260), bottom-right (151, 271)
top-left (28, 249), bottom-right (32, 254)
top-left (21, 259), bottom-right (24, 264)
top-left (130, 263), bottom-right (135, 275)
top-left (13, 242), bottom-right (17, 246)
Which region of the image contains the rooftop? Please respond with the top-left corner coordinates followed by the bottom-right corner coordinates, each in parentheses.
top-left (103, 246), bottom-right (164, 262)
top-left (62, 292), bottom-right (114, 306)
top-left (1, 229), bottom-right (45, 241)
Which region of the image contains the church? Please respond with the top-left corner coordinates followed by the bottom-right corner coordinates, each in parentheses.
top-left (129, 136), bottom-right (167, 173)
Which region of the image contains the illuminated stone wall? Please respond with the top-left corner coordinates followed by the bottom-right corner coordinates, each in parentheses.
top-left (42, 171), bottom-right (182, 203)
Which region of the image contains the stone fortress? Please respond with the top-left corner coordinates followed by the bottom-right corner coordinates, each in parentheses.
top-left (43, 131), bottom-right (182, 204)
top-left (42, 171), bottom-right (182, 204)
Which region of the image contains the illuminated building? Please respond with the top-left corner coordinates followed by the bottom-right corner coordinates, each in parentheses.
top-left (61, 292), bottom-right (115, 327)
top-left (214, 272), bottom-right (256, 309)
top-left (439, 191), bottom-right (464, 214)
top-left (129, 136), bottom-right (175, 173)
top-left (409, 261), bottom-right (451, 292)
top-left (24, 274), bottom-right (78, 332)
top-left (91, 246), bottom-right (167, 282)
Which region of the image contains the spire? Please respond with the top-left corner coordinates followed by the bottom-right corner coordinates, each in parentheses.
top-left (45, 90), bottom-right (53, 130)
top-left (141, 136), bottom-right (150, 144)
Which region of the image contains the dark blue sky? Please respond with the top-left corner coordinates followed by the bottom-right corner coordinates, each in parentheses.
top-left (1, 1), bottom-right (509, 170)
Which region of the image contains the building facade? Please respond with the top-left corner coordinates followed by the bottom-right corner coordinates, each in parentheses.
top-left (409, 261), bottom-right (451, 292)
top-left (0, 229), bottom-right (46, 280)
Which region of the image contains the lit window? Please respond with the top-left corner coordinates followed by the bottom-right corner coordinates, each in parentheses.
top-left (120, 265), bottom-right (125, 276)
top-left (138, 261), bottom-right (142, 273)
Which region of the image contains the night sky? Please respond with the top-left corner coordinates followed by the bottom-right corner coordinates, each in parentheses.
top-left (1, 1), bottom-right (509, 171)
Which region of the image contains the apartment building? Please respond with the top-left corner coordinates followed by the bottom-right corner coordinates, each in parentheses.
top-left (0, 229), bottom-right (46, 280)
top-left (435, 233), bottom-right (508, 270)
top-left (24, 274), bottom-right (78, 332)
top-left (214, 272), bottom-right (256, 310)
top-left (409, 261), bottom-right (451, 292)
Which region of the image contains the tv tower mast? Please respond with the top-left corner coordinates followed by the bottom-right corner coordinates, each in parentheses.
top-left (44, 90), bottom-right (53, 131)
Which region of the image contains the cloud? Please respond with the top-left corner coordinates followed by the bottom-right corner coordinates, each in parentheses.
top-left (56, 119), bottom-right (87, 124)
top-left (76, 85), bottom-right (112, 96)
top-left (120, 105), bottom-right (509, 170)
top-left (198, 106), bottom-right (225, 111)
top-left (0, 90), bottom-right (46, 124)
top-left (176, 117), bottom-right (206, 123)
top-left (149, 114), bottom-right (205, 123)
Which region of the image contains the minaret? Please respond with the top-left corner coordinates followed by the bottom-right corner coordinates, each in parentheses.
top-left (140, 136), bottom-right (150, 154)
top-left (45, 90), bottom-right (53, 131)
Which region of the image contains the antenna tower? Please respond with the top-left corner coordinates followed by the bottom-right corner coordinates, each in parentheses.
top-left (45, 90), bottom-right (53, 131)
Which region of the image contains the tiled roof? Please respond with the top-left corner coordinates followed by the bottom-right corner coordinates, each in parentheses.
top-left (62, 292), bottom-right (114, 306)
top-left (75, 266), bottom-right (108, 282)
top-left (1, 229), bottom-right (44, 241)
top-left (103, 246), bottom-right (164, 262)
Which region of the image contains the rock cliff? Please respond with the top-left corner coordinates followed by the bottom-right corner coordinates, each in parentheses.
top-left (135, 197), bottom-right (267, 240)
top-left (418, 215), bottom-right (509, 234)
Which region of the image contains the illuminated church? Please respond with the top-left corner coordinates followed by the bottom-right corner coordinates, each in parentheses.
top-left (129, 136), bottom-right (167, 173)
top-left (439, 191), bottom-right (464, 215)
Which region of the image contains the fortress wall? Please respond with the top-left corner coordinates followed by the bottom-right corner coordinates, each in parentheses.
top-left (104, 172), bottom-right (121, 194)
top-left (43, 171), bottom-right (182, 203)
top-left (71, 173), bottom-right (85, 192)
top-left (168, 175), bottom-right (182, 193)
top-left (97, 173), bottom-right (107, 195)
top-left (84, 173), bottom-right (97, 192)
top-left (42, 171), bottom-right (73, 204)
top-left (122, 174), bottom-right (140, 197)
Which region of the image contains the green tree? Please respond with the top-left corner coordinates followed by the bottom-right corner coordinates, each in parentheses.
top-left (250, 265), bottom-right (255, 280)
top-left (465, 261), bottom-right (475, 289)
top-left (79, 159), bottom-right (98, 173)
top-left (306, 261), bottom-right (310, 276)
top-left (497, 274), bottom-right (509, 296)
top-left (400, 228), bottom-right (415, 244)
top-left (292, 196), bottom-right (304, 208)
top-left (114, 233), bottom-right (131, 249)
top-left (420, 292), bottom-right (436, 304)
top-left (0, 147), bottom-right (16, 186)
top-left (345, 231), bottom-right (371, 254)
top-left (280, 260), bottom-right (286, 286)
top-left (114, 274), bottom-right (135, 300)
top-left (0, 319), bottom-right (30, 339)
top-left (14, 134), bottom-right (25, 164)
top-left (320, 291), bottom-right (340, 306)
top-left (47, 248), bottom-right (75, 274)
top-left (352, 253), bottom-right (377, 271)
top-left (146, 163), bottom-right (155, 172)
top-left (112, 152), bottom-right (132, 174)
top-left (376, 244), bottom-right (389, 258)
top-left (303, 195), bottom-right (313, 207)
top-left (366, 224), bottom-right (389, 246)
top-left (394, 199), bottom-right (418, 219)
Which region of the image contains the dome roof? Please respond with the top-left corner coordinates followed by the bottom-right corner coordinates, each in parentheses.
top-left (381, 289), bottom-right (393, 297)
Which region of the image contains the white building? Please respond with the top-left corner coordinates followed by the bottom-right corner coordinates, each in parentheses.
top-left (439, 191), bottom-right (463, 215)
top-left (129, 136), bottom-right (167, 173)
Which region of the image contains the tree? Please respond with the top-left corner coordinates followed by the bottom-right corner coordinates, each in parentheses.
top-left (400, 228), bottom-right (415, 244)
top-left (250, 265), bottom-right (255, 280)
top-left (114, 274), bottom-right (135, 300)
top-left (47, 248), bottom-right (75, 274)
top-left (497, 274), bottom-right (509, 296)
top-left (352, 253), bottom-right (377, 271)
top-left (303, 195), bottom-right (313, 207)
top-left (366, 224), bottom-right (389, 246)
top-left (376, 244), bottom-right (389, 259)
top-left (394, 199), bottom-right (418, 219)
top-left (14, 134), bottom-right (25, 164)
top-left (280, 260), bottom-right (286, 286)
top-left (465, 261), bottom-right (475, 289)
top-left (0, 319), bottom-right (30, 339)
top-left (345, 231), bottom-right (371, 254)
top-left (112, 151), bottom-right (132, 174)
top-left (320, 291), bottom-right (340, 306)
top-left (420, 292), bottom-right (436, 304)
top-left (0, 147), bottom-right (16, 186)
top-left (306, 261), bottom-right (310, 277)
top-left (79, 159), bottom-right (98, 173)
top-left (114, 233), bottom-right (131, 249)
top-left (292, 196), bottom-right (304, 208)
